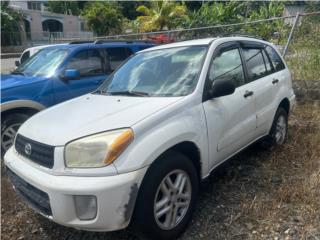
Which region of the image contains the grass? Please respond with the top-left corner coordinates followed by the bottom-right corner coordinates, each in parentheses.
top-left (286, 44), bottom-right (320, 81)
top-left (285, 19), bottom-right (320, 81)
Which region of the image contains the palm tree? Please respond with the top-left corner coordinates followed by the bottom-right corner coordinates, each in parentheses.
top-left (136, 0), bottom-right (187, 32)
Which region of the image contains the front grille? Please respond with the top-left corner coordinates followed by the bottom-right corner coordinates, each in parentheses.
top-left (15, 134), bottom-right (54, 169)
top-left (7, 169), bottom-right (52, 216)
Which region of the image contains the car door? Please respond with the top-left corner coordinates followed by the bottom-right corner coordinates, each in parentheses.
top-left (53, 48), bottom-right (107, 104)
top-left (240, 42), bottom-right (280, 136)
top-left (202, 42), bottom-right (257, 168)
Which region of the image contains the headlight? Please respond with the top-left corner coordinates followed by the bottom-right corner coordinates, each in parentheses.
top-left (65, 129), bottom-right (134, 168)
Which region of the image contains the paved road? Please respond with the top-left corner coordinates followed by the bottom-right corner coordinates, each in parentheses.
top-left (1, 57), bottom-right (19, 74)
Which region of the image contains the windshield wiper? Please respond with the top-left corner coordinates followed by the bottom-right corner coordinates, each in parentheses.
top-left (93, 89), bottom-right (109, 95)
top-left (108, 90), bottom-right (150, 97)
top-left (11, 70), bottom-right (25, 76)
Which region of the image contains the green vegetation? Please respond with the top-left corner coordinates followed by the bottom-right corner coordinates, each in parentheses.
top-left (246, 1), bottom-right (285, 40)
top-left (1, 1), bottom-right (25, 45)
top-left (75, 1), bottom-right (286, 38)
top-left (136, 1), bottom-right (188, 32)
top-left (285, 16), bottom-right (320, 81)
top-left (81, 2), bottom-right (124, 36)
top-left (46, 1), bottom-right (81, 16)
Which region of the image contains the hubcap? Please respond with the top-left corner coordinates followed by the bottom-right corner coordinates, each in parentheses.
top-left (1, 123), bottom-right (21, 151)
top-left (275, 115), bottom-right (287, 144)
top-left (154, 170), bottom-right (192, 230)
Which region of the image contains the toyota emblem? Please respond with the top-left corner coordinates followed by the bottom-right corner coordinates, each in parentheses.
top-left (24, 143), bottom-right (32, 155)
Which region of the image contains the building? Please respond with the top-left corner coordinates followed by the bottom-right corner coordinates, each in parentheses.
top-left (283, 3), bottom-right (306, 25)
top-left (8, 1), bottom-right (93, 45)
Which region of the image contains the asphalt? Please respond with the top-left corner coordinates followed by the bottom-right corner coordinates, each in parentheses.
top-left (1, 57), bottom-right (19, 74)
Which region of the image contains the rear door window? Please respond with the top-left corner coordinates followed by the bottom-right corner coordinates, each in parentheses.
top-left (265, 46), bottom-right (285, 72)
top-left (242, 48), bottom-right (268, 81)
top-left (67, 49), bottom-right (104, 77)
top-left (106, 47), bottom-right (133, 71)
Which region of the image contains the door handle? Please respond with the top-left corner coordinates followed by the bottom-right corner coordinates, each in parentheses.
top-left (272, 79), bottom-right (279, 84)
top-left (244, 90), bottom-right (254, 98)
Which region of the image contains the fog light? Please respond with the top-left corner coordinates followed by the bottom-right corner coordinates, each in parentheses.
top-left (74, 195), bottom-right (97, 220)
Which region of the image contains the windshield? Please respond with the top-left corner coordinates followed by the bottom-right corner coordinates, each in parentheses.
top-left (98, 46), bottom-right (207, 97)
top-left (13, 48), bottom-right (68, 77)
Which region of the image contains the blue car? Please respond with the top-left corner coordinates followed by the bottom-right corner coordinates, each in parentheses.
top-left (1, 40), bottom-right (155, 153)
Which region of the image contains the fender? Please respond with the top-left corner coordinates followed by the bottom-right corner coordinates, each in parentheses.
top-left (114, 102), bottom-right (209, 179)
top-left (1, 100), bottom-right (46, 113)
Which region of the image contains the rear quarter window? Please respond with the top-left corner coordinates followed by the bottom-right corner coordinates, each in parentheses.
top-left (265, 46), bottom-right (286, 72)
top-left (20, 51), bottom-right (30, 63)
top-left (106, 47), bottom-right (133, 71)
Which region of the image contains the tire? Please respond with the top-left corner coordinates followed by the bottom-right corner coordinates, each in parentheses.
top-left (267, 107), bottom-right (288, 146)
top-left (131, 151), bottom-right (199, 240)
top-left (1, 113), bottom-right (30, 155)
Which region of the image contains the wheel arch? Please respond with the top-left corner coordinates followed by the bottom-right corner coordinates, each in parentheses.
top-left (278, 98), bottom-right (290, 115)
top-left (145, 141), bottom-right (202, 182)
top-left (1, 100), bottom-right (45, 119)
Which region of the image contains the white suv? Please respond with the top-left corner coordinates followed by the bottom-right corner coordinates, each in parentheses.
top-left (5, 37), bottom-right (295, 239)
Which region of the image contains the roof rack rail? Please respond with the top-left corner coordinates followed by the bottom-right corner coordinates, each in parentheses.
top-left (94, 39), bottom-right (154, 44)
top-left (69, 40), bottom-right (95, 44)
top-left (219, 33), bottom-right (267, 41)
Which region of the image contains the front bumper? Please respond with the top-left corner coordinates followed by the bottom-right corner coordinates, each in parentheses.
top-left (4, 147), bottom-right (147, 232)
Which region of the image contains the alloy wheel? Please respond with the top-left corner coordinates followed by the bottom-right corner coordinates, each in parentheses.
top-left (1, 123), bottom-right (21, 151)
top-left (274, 115), bottom-right (287, 144)
top-left (153, 169), bottom-right (192, 230)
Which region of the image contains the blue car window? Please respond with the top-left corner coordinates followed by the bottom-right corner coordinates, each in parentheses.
top-left (106, 47), bottom-right (132, 71)
top-left (66, 49), bottom-right (104, 77)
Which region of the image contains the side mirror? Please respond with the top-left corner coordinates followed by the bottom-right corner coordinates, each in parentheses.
top-left (62, 69), bottom-right (80, 80)
top-left (209, 77), bottom-right (236, 99)
top-left (15, 61), bottom-right (20, 67)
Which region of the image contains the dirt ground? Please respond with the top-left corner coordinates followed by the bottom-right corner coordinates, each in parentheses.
top-left (1, 102), bottom-right (319, 240)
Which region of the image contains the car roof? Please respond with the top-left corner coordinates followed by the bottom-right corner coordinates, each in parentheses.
top-left (25, 43), bottom-right (67, 52)
top-left (42, 41), bottom-right (155, 51)
top-left (140, 36), bottom-right (272, 52)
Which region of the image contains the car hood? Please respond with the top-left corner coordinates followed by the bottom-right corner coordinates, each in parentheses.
top-left (1, 74), bottom-right (46, 90)
top-left (19, 94), bottom-right (182, 146)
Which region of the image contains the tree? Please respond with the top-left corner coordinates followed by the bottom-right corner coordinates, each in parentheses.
top-left (136, 0), bottom-right (188, 32)
top-left (46, 1), bottom-right (81, 15)
top-left (246, 1), bottom-right (285, 40)
top-left (81, 2), bottom-right (124, 36)
top-left (118, 1), bottom-right (151, 20)
top-left (184, 2), bottom-right (245, 28)
top-left (46, 1), bottom-right (81, 16)
top-left (1, 1), bottom-right (25, 45)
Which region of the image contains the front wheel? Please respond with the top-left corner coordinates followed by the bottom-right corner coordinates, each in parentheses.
top-left (131, 151), bottom-right (199, 240)
top-left (1, 113), bottom-right (30, 155)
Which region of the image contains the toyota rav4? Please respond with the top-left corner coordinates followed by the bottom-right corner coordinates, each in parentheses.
top-left (5, 37), bottom-right (295, 240)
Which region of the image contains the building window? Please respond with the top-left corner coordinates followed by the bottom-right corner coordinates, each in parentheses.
top-left (27, 1), bottom-right (41, 10)
top-left (80, 21), bottom-right (89, 32)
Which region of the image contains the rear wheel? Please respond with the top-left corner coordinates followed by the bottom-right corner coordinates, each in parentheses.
top-left (268, 107), bottom-right (288, 146)
top-left (1, 113), bottom-right (30, 155)
top-left (131, 151), bottom-right (199, 240)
